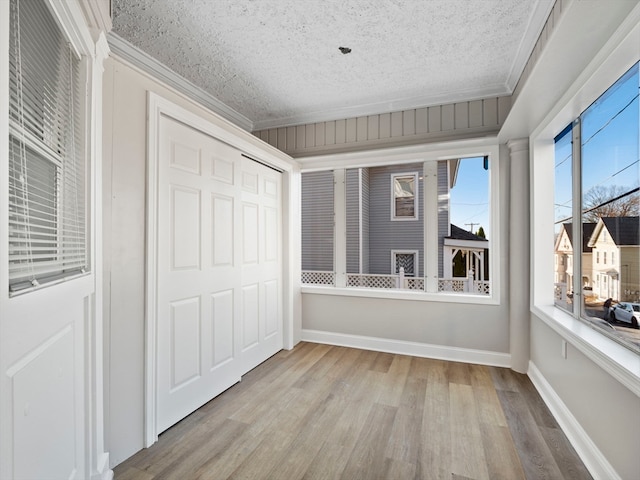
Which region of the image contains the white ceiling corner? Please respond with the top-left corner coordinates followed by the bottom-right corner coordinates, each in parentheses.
top-left (111, 0), bottom-right (554, 131)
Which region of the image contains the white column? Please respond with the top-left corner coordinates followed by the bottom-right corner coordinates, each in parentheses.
top-left (89, 31), bottom-right (113, 480)
top-left (423, 161), bottom-right (439, 292)
top-left (334, 169), bottom-right (347, 287)
top-left (508, 138), bottom-right (530, 373)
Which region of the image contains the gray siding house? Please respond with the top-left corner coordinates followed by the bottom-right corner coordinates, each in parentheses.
top-left (302, 158), bottom-right (487, 285)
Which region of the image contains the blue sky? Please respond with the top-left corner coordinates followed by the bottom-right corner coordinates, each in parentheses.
top-left (554, 62), bottom-right (639, 232)
top-left (449, 156), bottom-right (489, 236)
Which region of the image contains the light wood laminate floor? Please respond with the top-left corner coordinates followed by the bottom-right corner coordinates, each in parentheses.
top-left (114, 342), bottom-right (592, 480)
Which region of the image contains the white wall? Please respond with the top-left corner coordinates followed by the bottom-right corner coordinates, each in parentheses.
top-left (516, 1), bottom-right (640, 478)
top-left (102, 55), bottom-right (299, 466)
top-left (301, 140), bottom-right (512, 365)
top-left (530, 317), bottom-right (640, 480)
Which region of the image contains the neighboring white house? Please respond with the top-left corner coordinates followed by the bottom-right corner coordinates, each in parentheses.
top-left (588, 216), bottom-right (640, 302)
top-left (554, 222), bottom-right (596, 301)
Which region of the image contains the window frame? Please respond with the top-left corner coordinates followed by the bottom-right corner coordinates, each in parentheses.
top-left (530, 19), bottom-right (640, 392)
top-left (391, 250), bottom-right (419, 277)
top-left (390, 172), bottom-right (419, 221)
top-left (6, 0), bottom-right (92, 295)
top-left (298, 138), bottom-right (501, 305)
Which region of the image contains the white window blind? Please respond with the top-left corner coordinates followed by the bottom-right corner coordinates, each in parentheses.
top-left (8, 0), bottom-right (87, 293)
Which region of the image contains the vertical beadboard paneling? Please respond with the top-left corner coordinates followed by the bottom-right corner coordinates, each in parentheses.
top-left (356, 117), bottom-right (367, 142)
top-left (483, 98), bottom-right (498, 127)
top-left (315, 122), bottom-right (325, 147)
top-left (336, 119), bottom-right (346, 144)
top-left (391, 111), bottom-right (403, 137)
top-left (442, 104), bottom-right (455, 131)
top-left (454, 102), bottom-right (469, 129)
top-left (498, 96), bottom-right (511, 125)
top-left (305, 124), bottom-right (315, 148)
top-left (268, 128), bottom-right (278, 148)
top-left (379, 113), bottom-right (391, 138)
top-left (277, 128), bottom-right (286, 150)
top-left (301, 171), bottom-right (334, 271)
top-left (416, 108), bottom-right (429, 134)
top-left (367, 115), bottom-right (379, 140)
top-left (286, 126), bottom-right (296, 151)
top-left (512, 0), bottom-right (564, 103)
top-left (253, 96), bottom-right (511, 155)
top-left (403, 110), bottom-right (416, 136)
top-left (325, 121), bottom-right (336, 145)
top-left (346, 118), bottom-right (357, 143)
top-left (468, 100), bottom-right (483, 128)
top-left (428, 106), bottom-right (441, 132)
top-left (296, 125), bottom-right (306, 150)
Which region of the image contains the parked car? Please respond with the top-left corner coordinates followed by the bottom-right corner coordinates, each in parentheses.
top-left (609, 302), bottom-right (640, 328)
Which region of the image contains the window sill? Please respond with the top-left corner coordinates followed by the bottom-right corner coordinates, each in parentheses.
top-left (301, 285), bottom-right (499, 305)
top-left (532, 304), bottom-right (640, 396)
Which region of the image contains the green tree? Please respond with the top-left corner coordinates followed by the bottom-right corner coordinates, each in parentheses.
top-left (476, 226), bottom-right (486, 239)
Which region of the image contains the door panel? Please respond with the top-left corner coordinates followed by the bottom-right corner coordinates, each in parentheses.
top-left (169, 297), bottom-right (201, 390)
top-left (157, 116), bottom-right (283, 433)
top-left (2, 280), bottom-right (91, 480)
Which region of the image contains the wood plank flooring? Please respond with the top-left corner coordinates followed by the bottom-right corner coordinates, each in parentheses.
top-left (114, 342), bottom-right (592, 480)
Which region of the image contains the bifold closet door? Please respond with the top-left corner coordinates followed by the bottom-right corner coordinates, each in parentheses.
top-left (156, 116), bottom-right (283, 433)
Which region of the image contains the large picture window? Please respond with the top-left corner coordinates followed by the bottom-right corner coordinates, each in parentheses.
top-left (301, 156), bottom-right (492, 296)
top-left (553, 62), bottom-right (639, 352)
top-left (8, 0), bottom-right (87, 294)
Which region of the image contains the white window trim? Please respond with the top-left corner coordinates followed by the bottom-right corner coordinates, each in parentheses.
top-left (391, 250), bottom-right (419, 276)
top-left (299, 137), bottom-right (501, 305)
top-left (390, 172), bottom-right (419, 221)
top-left (530, 8), bottom-right (640, 393)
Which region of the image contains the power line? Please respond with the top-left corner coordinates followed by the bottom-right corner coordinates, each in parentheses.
top-left (582, 92), bottom-right (639, 148)
top-left (554, 186), bottom-right (639, 224)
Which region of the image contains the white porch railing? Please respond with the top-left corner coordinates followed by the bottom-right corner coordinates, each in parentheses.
top-left (302, 270), bottom-right (489, 295)
top-left (301, 271), bottom-right (336, 286)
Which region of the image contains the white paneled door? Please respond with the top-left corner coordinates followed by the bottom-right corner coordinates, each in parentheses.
top-left (156, 116), bottom-right (283, 433)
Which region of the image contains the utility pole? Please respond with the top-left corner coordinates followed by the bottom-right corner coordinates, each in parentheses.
top-left (465, 222), bottom-right (479, 233)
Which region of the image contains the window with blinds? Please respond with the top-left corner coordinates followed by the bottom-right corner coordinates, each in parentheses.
top-left (8, 0), bottom-right (87, 294)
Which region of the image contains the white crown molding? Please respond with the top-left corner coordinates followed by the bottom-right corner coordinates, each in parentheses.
top-left (107, 32), bottom-right (254, 132)
top-left (528, 362), bottom-right (622, 480)
top-left (301, 329), bottom-right (511, 367)
top-left (505, 0), bottom-right (556, 92)
top-left (253, 84), bottom-right (510, 131)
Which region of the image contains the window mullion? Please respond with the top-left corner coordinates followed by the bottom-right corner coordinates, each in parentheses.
top-left (571, 118), bottom-right (582, 316)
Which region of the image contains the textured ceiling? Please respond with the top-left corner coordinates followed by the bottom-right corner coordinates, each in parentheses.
top-left (112, 0), bottom-right (552, 129)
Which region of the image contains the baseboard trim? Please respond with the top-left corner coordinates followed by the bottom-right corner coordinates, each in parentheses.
top-left (527, 361), bottom-right (621, 480)
top-left (301, 329), bottom-right (511, 367)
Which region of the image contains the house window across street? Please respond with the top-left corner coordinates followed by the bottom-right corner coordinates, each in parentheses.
top-left (391, 173), bottom-right (418, 220)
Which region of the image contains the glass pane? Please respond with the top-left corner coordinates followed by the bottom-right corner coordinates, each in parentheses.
top-left (581, 62), bottom-right (639, 352)
top-left (448, 157), bottom-right (490, 295)
top-left (554, 126), bottom-right (574, 312)
top-left (392, 174), bottom-right (417, 219)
